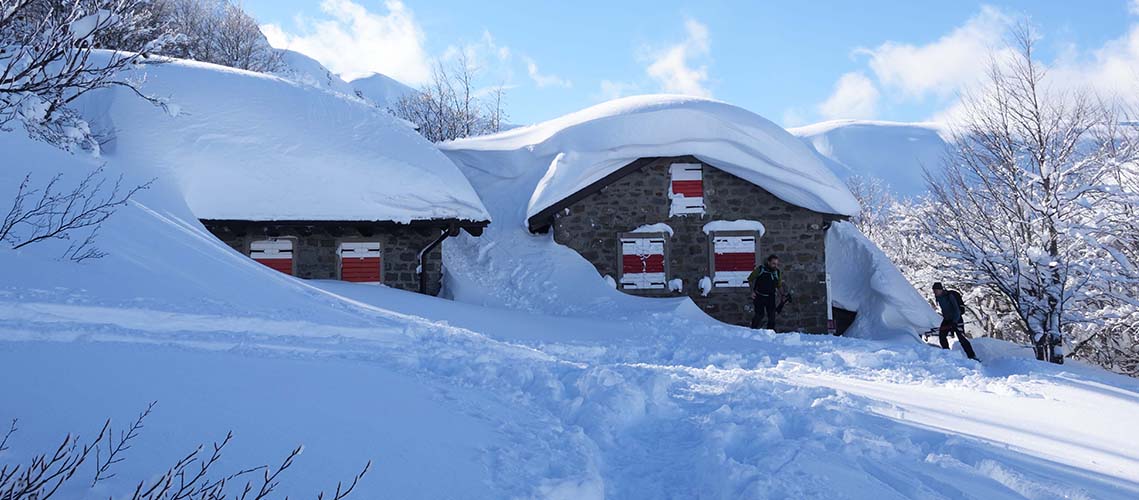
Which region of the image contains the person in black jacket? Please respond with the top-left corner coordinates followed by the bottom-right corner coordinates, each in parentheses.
top-left (749, 255), bottom-right (784, 330)
top-left (933, 282), bottom-right (977, 360)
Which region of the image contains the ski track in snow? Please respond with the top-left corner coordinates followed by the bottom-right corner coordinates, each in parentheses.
top-left (3, 279), bottom-right (1138, 499)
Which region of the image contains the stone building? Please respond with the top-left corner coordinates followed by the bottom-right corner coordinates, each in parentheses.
top-left (527, 155), bottom-right (847, 331)
top-left (203, 219), bottom-right (487, 295)
top-left (143, 57), bottom-right (494, 295)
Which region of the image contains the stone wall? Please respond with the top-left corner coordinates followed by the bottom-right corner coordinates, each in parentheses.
top-left (203, 221), bottom-right (445, 295)
top-left (551, 156), bottom-right (844, 332)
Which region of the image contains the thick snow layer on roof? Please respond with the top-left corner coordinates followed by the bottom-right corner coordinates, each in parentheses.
top-left (440, 95), bottom-right (860, 222)
top-left (826, 221), bottom-right (941, 339)
top-left (81, 56), bottom-right (489, 223)
top-left (790, 119), bottom-right (951, 196)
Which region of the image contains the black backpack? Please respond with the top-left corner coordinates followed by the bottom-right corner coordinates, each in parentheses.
top-left (948, 289), bottom-right (968, 316)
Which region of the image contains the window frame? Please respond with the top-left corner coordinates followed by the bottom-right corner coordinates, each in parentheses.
top-left (616, 231), bottom-right (671, 292)
top-left (706, 230), bottom-right (760, 291)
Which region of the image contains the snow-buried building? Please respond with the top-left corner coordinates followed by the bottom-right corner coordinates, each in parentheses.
top-left (88, 58), bottom-right (490, 294)
top-left (444, 95), bottom-right (869, 329)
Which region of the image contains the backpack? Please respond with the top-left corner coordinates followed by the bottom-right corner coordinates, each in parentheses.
top-left (948, 289), bottom-right (968, 316)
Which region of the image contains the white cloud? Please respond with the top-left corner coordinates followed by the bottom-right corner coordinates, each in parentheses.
top-left (817, 72), bottom-right (880, 120)
top-left (859, 6), bottom-right (1012, 99)
top-left (1131, 0), bottom-right (1139, 15)
top-left (644, 19), bottom-right (713, 97)
top-left (525, 58), bottom-right (571, 88)
top-left (261, 0), bottom-right (431, 84)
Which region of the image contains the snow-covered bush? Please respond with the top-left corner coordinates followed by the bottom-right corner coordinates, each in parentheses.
top-left (2, 0), bottom-right (162, 258)
top-left (0, 403), bottom-right (370, 499)
top-left (0, 0), bottom-right (163, 152)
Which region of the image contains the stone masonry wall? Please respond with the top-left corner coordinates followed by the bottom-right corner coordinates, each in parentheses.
top-left (205, 222), bottom-right (444, 295)
top-left (552, 156), bottom-right (843, 332)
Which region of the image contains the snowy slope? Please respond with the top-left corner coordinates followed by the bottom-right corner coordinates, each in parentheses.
top-left (274, 48), bottom-right (359, 97)
top-left (790, 119), bottom-right (951, 196)
top-left (443, 95), bottom-right (860, 220)
top-left (4, 83), bottom-right (1139, 498)
top-left (350, 72), bottom-right (417, 109)
top-left (82, 56), bottom-right (488, 223)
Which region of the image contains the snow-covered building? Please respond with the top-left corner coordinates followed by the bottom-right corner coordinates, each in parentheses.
top-left (443, 96), bottom-right (862, 329)
top-left (86, 57), bottom-right (490, 294)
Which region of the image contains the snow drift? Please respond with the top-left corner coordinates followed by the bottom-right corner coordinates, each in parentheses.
top-left (81, 56), bottom-right (489, 223)
top-left (350, 72), bottom-right (417, 109)
top-left (442, 95), bottom-right (860, 223)
top-left (790, 119), bottom-right (951, 196)
top-left (826, 220), bottom-right (941, 339)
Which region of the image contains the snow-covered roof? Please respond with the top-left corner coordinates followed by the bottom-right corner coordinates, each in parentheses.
top-left (87, 56), bottom-right (489, 223)
top-left (440, 95), bottom-right (860, 225)
top-left (789, 119), bottom-right (951, 196)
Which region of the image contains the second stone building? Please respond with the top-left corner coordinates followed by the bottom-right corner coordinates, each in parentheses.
top-left (526, 155), bottom-right (848, 331)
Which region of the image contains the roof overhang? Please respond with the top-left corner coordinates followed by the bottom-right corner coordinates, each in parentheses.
top-left (202, 218), bottom-right (490, 237)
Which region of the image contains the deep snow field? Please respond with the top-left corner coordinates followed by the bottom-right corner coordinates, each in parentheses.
top-left (2, 59), bottom-right (1139, 499)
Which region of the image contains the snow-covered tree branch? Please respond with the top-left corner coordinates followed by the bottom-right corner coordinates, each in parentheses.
top-left (0, 0), bottom-right (165, 152)
top-left (923, 23), bottom-right (1139, 366)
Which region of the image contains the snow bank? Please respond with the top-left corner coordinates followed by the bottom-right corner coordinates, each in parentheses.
top-left (789, 119), bottom-right (951, 196)
top-left (350, 72), bottom-right (417, 109)
top-left (702, 219), bottom-right (765, 235)
top-left (825, 221), bottom-right (940, 340)
top-left (83, 55), bottom-right (488, 223)
top-left (441, 95), bottom-right (860, 223)
top-left (274, 49), bottom-right (359, 97)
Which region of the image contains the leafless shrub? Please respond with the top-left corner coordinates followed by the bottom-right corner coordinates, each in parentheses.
top-left (0, 402), bottom-right (372, 500)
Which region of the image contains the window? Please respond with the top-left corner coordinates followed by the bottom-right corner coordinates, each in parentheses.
top-left (710, 231), bottom-right (757, 288)
top-left (618, 234), bottom-right (668, 290)
top-left (669, 163), bottom-right (705, 216)
top-left (250, 238), bottom-right (295, 275)
top-left (338, 241), bottom-right (382, 283)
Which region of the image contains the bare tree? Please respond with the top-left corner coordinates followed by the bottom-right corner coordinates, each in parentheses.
top-left (146, 0), bottom-right (280, 73)
top-left (0, 168), bottom-right (151, 261)
top-left (0, 403), bottom-right (372, 500)
top-left (394, 52), bottom-right (509, 142)
top-left (924, 23), bottom-right (1139, 365)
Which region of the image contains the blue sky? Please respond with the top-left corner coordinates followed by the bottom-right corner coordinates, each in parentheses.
top-left (246, 0), bottom-right (1139, 126)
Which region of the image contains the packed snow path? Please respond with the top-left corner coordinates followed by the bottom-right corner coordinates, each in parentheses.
top-left (2, 288), bottom-right (1137, 499)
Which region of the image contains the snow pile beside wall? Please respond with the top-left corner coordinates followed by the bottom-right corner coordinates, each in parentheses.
top-left (82, 55), bottom-right (488, 223)
top-left (441, 95), bottom-right (860, 223)
top-left (826, 221), bottom-right (940, 340)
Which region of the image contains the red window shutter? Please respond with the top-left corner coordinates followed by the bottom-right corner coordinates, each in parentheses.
top-left (619, 236), bottom-right (667, 289)
top-left (712, 234), bottom-right (756, 288)
top-left (339, 242), bottom-right (382, 283)
top-left (669, 163), bottom-right (705, 215)
top-left (250, 239), bottom-right (294, 275)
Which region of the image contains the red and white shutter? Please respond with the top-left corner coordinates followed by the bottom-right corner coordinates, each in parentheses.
top-left (339, 242), bottom-right (382, 283)
top-left (669, 163), bottom-right (705, 215)
top-left (619, 236), bottom-right (667, 290)
top-left (250, 238), bottom-right (294, 275)
top-left (712, 234), bottom-right (756, 287)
